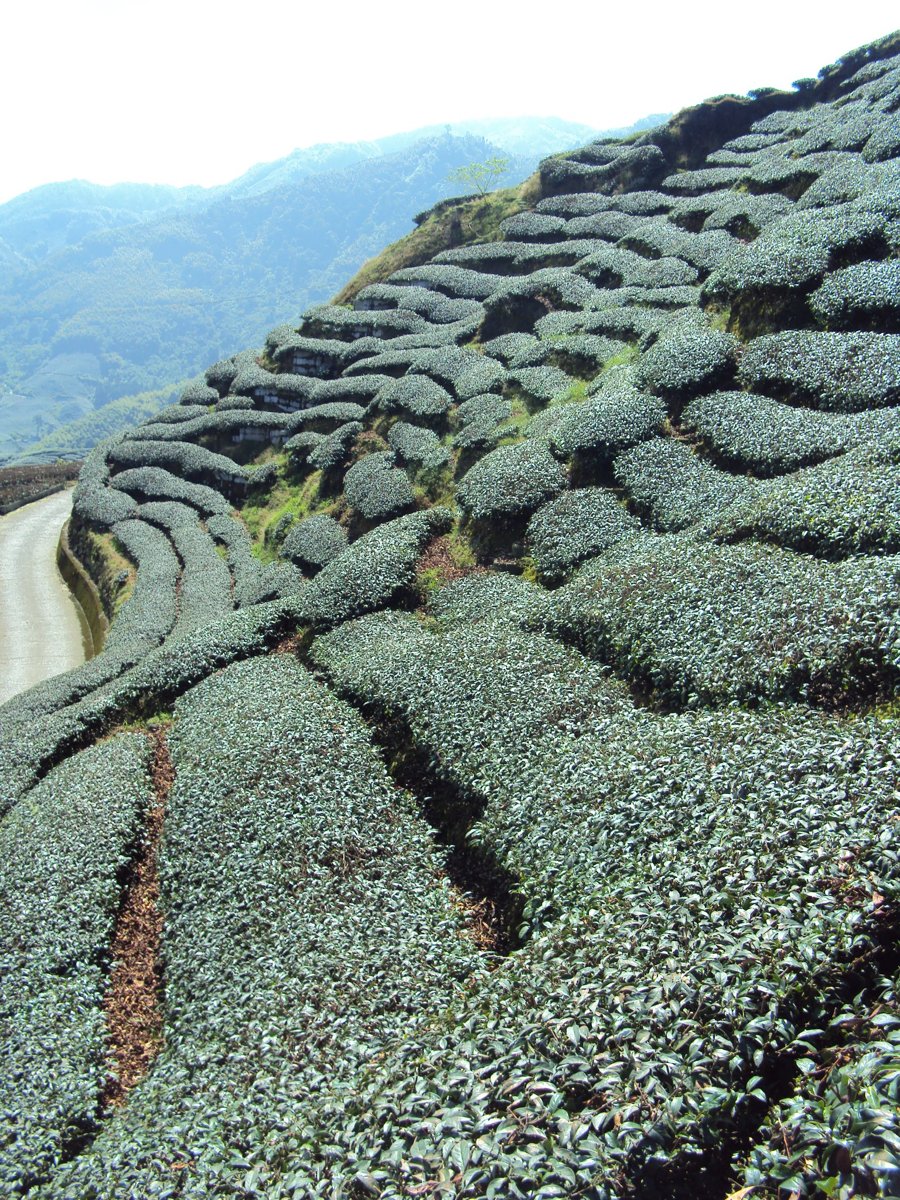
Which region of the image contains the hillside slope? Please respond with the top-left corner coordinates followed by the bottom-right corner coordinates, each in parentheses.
top-left (1, 117), bottom-right (637, 467)
top-left (1, 32), bottom-right (899, 1200)
top-left (0, 133), bottom-right (512, 463)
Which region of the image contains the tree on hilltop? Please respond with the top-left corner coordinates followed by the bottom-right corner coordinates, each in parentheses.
top-left (448, 155), bottom-right (511, 197)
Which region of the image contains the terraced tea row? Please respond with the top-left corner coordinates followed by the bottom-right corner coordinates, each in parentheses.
top-left (1, 31), bottom-right (899, 1200)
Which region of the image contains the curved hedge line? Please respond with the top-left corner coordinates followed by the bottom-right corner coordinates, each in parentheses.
top-left (550, 535), bottom-right (900, 706)
top-left (44, 656), bottom-right (475, 1199)
top-left (0, 734), bottom-right (153, 1196)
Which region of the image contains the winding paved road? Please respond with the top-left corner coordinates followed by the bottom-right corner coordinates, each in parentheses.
top-left (0, 489), bottom-right (88, 707)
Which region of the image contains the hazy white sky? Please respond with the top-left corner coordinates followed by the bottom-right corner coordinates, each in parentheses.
top-left (2, 1), bottom-right (897, 204)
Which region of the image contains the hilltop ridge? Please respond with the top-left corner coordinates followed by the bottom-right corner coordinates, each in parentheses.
top-left (1, 31), bottom-right (900, 1199)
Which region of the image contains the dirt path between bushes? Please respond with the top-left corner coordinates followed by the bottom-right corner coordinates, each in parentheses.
top-left (0, 489), bottom-right (89, 706)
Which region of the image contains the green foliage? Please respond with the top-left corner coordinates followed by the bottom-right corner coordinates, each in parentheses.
top-left (3, 34), bottom-right (900, 1200)
top-left (0, 734), bottom-right (152, 1193)
top-left (44, 656), bottom-right (476, 1197)
top-left (448, 155), bottom-right (512, 197)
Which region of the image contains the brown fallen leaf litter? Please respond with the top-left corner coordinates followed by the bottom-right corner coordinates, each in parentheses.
top-left (100, 726), bottom-right (172, 1108)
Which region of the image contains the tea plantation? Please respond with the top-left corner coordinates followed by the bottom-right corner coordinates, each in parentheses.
top-left (2, 32), bottom-right (900, 1199)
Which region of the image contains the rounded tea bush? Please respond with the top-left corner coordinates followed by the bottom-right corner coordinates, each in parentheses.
top-left (343, 451), bottom-right (415, 522)
top-left (527, 487), bottom-right (644, 580)
top-left (457, 438), bottom-right (568, 521)
top-left (614, 437), bottom-right (755, 530)
top-left (281, 514), bottom-right (348, 572)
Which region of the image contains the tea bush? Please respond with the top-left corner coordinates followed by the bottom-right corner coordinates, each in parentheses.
top-left (110, 466), bottom-right (231, 514)
top-left (706, 198), bottom-right (891, 294)
top-left (45, 656), bottom-right (476, 1199)
top-left (681, 389), bottom-right (900, 473)
top-left (307, 421), bottom-right (363, 472)
top-left (7, 38), bottom-right (900, 1198)
top-left (715, 439), bottom-right (900, 556)
top-left (284, 429), bottom-right (325, 463)
top-left (547, 380), bottom-right (666, 461)
top-left (636, 327), bottom-right (738, 398)
top-left (343, 451), bottom-right (415, 522)
top-left (457, 393), bottom-right (513, 427)
top-left (354, 283), bottom-right (483, 324)
top-left (299, 303), bottom-right (428, 339)
top-left (810, 258), bottom-right (900, 327)
top-left (527, 487), bottom-right (644, 580)
top-left (506, 365), bottom-right (574, 406)
top-left (387, 420), bottom-right (449, 469)
top-left (672, 190), bottom-right (794, 236)
top-left (549, 535), bottom-right (900, 705)
top-left (168, 521), bottom-right (234, 636)
top-left (457, 439), bottom-right (568, 521)
top-left (105, 519), bottom-right (179, 653)
top-left (0, 597), bottom-right (301, 817)
top-left (215, 393), bottom-right (255, 411)
top-left (286, 401), bottom-right (366, 431)
top-left (308, 614), bottom-right (900, 1196)
top-left (280, 513), bottom-right (347, 572)
top-left (298, 508), bottom-right (452, 628)
top-left (108, 438), bottom-right (248, 490)
top-left (389, 262), bottom-right (505, 299)
top-left (429, 572), bottom-right (550, 627)
top-left (128, 409), bottom-right (291, 444)
top-left (310, 375), bottom-right (393, 403)
top-left (0, 735), bottom-right (152, 1195)
top-left (374, 375), bottom-right (453, 420)
top-left (207, 512), bottom-right (268, 606)
top-left (204, 348), bottom-right (259, 396)
top-left (179, 380), bottom-right (219, 406)
top-left (738, 331), bottom-right (900, 410)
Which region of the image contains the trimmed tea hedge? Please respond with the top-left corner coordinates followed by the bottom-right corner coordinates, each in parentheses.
top-left (374, 375), bottom-right (453, 420)
top-left (307, 613), bottom-right (900, 1196)
top-left (105, 518), bottom-right (179, 654)
top-left (715, 439), bottom-right (900, 556)
top-left (343, 451), bottom-right (415, 522)
top-left (547, 379), bottom-right (666, 462)
top-left (550, 535), bottom-right (900, 705)
top-left (108, 439), bottom-right (248, 490)
top-left (614, 437), bottom-right (756, 530)
top-left (810, 259), bottom-right (900, 327)
top-left (0, 734), bottom-right (153, 1196)
top-left (46, 656), bottom-right (476, 1198)
top-left (280, 514), bottom-right (347, 572)
top-left (527, 487), bottom-right (644, 580)
top-left (681, 389), bottom-right (900, 474)
top-left (387, 421), bottom-right (449, 470)
top-left (297, 507), bottom-right (453, 628)
top-left (307, 421), bottom-right (364, 472)
top-left (168, 521), bottom-right (234, 636)
top-left (636, 327), bottom-right (739, 399)
top-left (206, 512), bottom-right (268, 607)
top-left (457, 439), bottom-right (568, 521)
top-left (286, 401), bottom-right (367, 431)
top-left (738, 331), bottom-right (900, 411)
top-left (429, 572), bottom-right (550, 628)
top-left (111, 466), bottom-right (231, 515)
top-left (0, 597), bottom-right (302, 817)
top-left (5, 38), bottom-right (900, 1198)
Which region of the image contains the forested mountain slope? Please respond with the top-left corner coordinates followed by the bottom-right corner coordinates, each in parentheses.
top-left (1, 31), bottom-right (899, 1199)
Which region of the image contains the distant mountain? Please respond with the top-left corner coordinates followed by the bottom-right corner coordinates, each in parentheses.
top-left (374, 115), bottom-right (668, 158)
top-left (0, 115), bottom-right (668, 464)
top-left (0, 180), bottom-right (203, 266)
